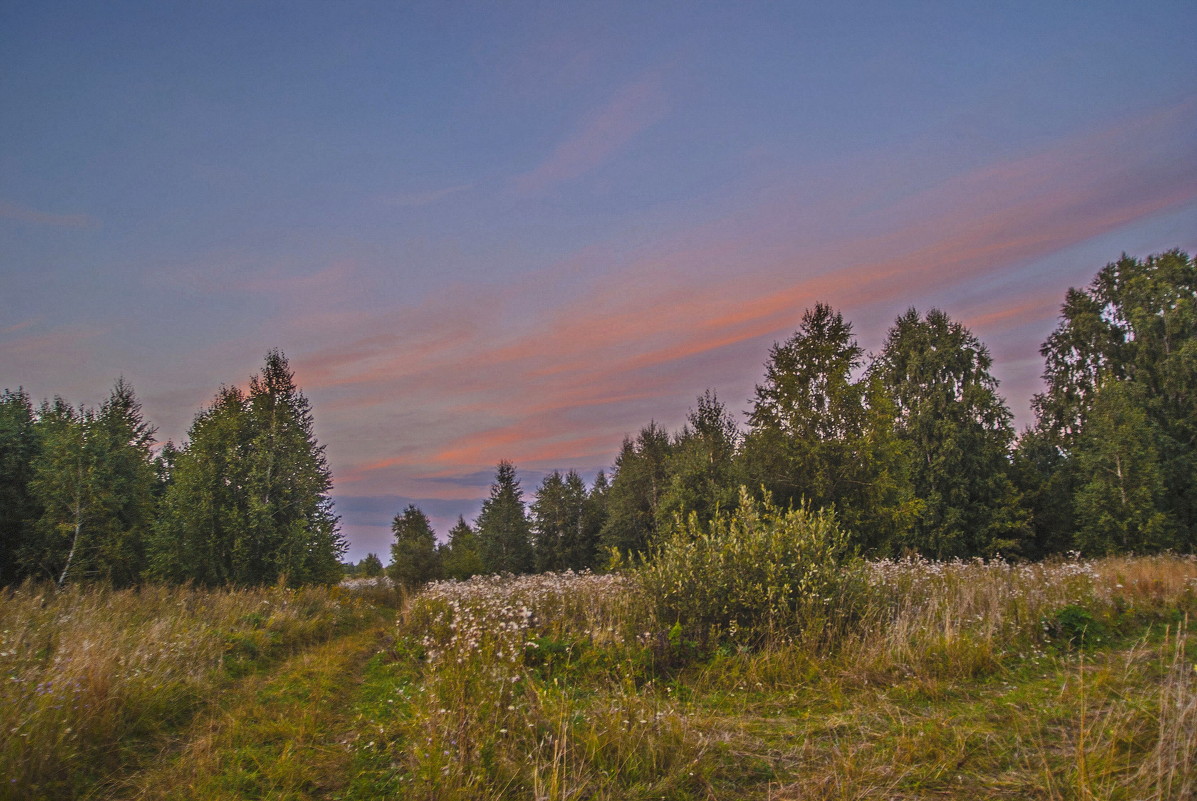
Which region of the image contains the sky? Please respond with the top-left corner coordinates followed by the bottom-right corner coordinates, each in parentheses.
top-left (2, 1), bottom-right (1195, 562)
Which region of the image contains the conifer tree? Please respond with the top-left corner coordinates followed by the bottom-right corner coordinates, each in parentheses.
top-left (85, 378), bottom-right (157, 585)
top-left (440, 516), bottom-right (485, 579)
top-left (0, 389), bottom-right (39, 584)
top-left (531, 469), bottom-right (593, 571)
top-left (600, 423), bottom-right (671, 555)
top-left (476, 461), bottom-right (534, 574)
top-left (25, 399), bottom-right (93, 584)
top-left (388, 504), bottom-right (441, 589)
top-left (24, 381), bottom-right (157, 586)
top-left (582, 470), bottom-right (609, 569)
top-left (359, 552), bottom-right (384, 577)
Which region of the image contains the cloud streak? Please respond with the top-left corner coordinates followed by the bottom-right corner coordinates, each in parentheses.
top-left (289, 99), bottom-right (1196, 509)
top-left (0, 200), bottom-right (99, 229)
top-left (513, 71), bottom-right (670, 195)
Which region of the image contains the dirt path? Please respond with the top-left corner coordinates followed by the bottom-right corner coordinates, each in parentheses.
top-left (101, 618), bottom-right (395, 801)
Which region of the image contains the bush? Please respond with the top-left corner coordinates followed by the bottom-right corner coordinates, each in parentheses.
top-left (638, 488), bottom-right (862, 645)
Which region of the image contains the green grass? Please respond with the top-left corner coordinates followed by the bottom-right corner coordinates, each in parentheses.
top-left (2, 555), bottom-right (1193, 799)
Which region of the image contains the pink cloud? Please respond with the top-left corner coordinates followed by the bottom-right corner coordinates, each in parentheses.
top-left (285, 98), bottom-right (1196, 501)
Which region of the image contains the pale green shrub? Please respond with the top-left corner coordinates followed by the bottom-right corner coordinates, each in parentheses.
top-left (638, 488), bottom-right (862, 644)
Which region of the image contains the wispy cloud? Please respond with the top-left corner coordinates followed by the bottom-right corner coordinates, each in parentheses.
top-left (285, 98), bottom-right (1196, 504)
top-left (0, 200), bottom-right (99, 229)
top-left (512, 71), bottom-right (670, 195)
top-left (383, 184), bottom-right (474, 208)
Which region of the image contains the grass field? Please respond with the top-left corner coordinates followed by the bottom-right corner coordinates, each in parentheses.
top-left (2, 555), bottom-right (1194, 800)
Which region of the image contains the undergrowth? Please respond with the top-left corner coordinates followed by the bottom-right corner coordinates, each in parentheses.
top-left (0, 581), bottom-right (376, 800)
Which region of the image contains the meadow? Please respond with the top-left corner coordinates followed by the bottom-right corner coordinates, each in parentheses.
top-left (2, 550), bottom-right (1194, 799)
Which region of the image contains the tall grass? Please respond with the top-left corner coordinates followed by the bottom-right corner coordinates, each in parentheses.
top-left (0, 581), bottom-right (374, 800)
top-left (369, 545), bottom-right (1196, 799)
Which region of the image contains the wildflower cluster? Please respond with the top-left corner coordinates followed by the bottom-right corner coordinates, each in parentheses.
top-left (378, 571), bottom-right (706, 795)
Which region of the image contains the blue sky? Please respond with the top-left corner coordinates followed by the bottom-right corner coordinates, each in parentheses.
top-left (3, 1), bottom-right (1195, 560)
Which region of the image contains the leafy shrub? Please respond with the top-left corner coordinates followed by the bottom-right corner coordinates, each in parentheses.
top-left (1044, 603), bottom-right (1108, 649)
top-left (638, 488), bottom-right (862, 645)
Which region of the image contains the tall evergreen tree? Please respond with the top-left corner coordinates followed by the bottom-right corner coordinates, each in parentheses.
top-left (582, 470), bottom-right (609, 569)
top-left (873, 308), bottom-right (1028, 557)
top-left (241, 350), bottom-right (343, 584)
top-left (600, 423), bottom-right (671, 555)
top-left (531, 469), bottom-right (593, 572)
top-left (150, 386), bottom-right (249, 585)
top-left (85, 378), bottom-right (157, 585)
top-left (359, 553), bottom-right (384, 577)
top-left (0, 388), bottom-right (39, 584)
top-left (440, 516), bottom-right (485, 580)
top-left (388, 504), bottom-right (442, 589)
top-left (476, 461), bottom-right (534, 574)
top-left (151, 351), bottom-right (344, 585)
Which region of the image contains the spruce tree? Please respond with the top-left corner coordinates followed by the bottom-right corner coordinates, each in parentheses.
top-left (24, 399), bottom-right (93, 584)
top-left (86, 378), bottom-right (157, 585)
top-left (476, 461), bottom-right (534, 574)
top-left (388, 504), bottom-right (441, 589)
top-left (24, 381), bottom-right (157, 586)
top-left (531, 470), bottom-right (592, 571)
top-left (359, 552), bottom-right (384, 577)
top-left (441, 516), bottom-right (484, 579)
top-left (600, 423), bottom-right (671, 556)
top-left (0, 389), bottom-right (39, 584)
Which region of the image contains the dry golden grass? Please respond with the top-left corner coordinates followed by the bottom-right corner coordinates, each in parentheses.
top-left (0, 581), bottom-right (374, 800)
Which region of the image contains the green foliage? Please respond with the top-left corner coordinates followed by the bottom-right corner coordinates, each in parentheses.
top-left (475, 460), bottom-right (534, 574)
top-left (660, 390), bottom-right (741, 529)
top-left (388, 504), bottom-right (441, 589)
top-left (874, 308), bottom-right (1029, 557)
top-left (743, 304), bottom-right (918, 554)
top-left (1073, 381), bottom-right (1176, 554)
top-left (150, 351), bottom-right (345, 586)
top-left (530, 469), bottom-right (602, 572)
top-left (439, 515), bottom-right (485, 580)
top-left (639, 487), bottom-right (861, 644)
top-left (600, 422), bottom-right (671, 555)
top-left (23, 398), bottom-right (91, 584)
top-left (1043, 604), bottom-right (1109, 650)
top-left (1034, 250), bottom-right (1197, 552)
top-left (23, 380), bottom-right (157, 586)
top-left (0, 389), bottom-right (40, 584)
top-left (359, 552), bottom-right (384, 577)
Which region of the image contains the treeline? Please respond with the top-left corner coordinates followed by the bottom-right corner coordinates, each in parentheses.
top-left (386, 249), bottom-right (1197, 586)
top-left (0, 350), bottom-right (344, 587)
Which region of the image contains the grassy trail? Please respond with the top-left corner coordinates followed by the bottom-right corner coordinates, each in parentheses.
top-left (102, 615), bottom-right (396, 801)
